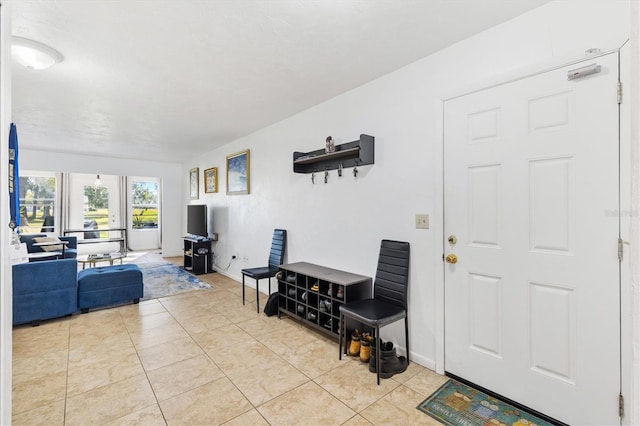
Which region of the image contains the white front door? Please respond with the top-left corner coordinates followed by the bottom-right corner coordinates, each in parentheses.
top-left (444, 53), bottom-right (620, 425)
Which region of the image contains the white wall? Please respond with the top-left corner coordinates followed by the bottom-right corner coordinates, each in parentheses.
top-left (185, 0), bottom-right (631, 373)
top-left (19, 149), bottom-right (183, 257)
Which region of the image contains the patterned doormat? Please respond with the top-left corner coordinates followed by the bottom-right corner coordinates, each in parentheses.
top-left (417, 380), bottom-right (556, 426)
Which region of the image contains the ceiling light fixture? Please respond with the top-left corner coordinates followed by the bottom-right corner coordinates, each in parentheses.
top-left (94, 175), bottom-right (102, 188)
top-left (11, 36), bottom-right (64, 70)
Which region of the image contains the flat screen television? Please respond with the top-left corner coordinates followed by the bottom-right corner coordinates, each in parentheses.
top-left (187, 204), bottom-right (207, 238)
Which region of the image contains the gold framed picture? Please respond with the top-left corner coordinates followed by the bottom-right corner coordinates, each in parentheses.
top-left (189, 167), bottom-right (199, 199)
top-left (204, 167), bottom-right (218, 193)
top-left (226, 149), bottom-right (250, 195)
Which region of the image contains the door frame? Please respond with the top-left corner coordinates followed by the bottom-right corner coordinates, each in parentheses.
top-left (434, 45), bottom-right (634, 423)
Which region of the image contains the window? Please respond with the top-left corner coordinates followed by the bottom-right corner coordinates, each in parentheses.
top-left (84, 180), bottom-right (109, 237)
top-left (19, 172), bottom-right (56, 234)
top-left (131, 181), bottom-right (158, 229)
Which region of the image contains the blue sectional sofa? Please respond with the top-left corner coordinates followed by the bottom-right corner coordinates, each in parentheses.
top-left (12, 258), bottom-right (78, 325)
top-left (19, 233), bottom-right (78, 259)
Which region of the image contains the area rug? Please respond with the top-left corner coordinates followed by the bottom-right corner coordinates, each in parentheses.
top-left (133, 254), bottom-right (212, 300)
top-left (417, 380), bottom-right (555, 426)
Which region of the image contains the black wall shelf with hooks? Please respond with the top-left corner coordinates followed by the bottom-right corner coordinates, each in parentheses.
top-left (292, 134), bottom-right (374, 174)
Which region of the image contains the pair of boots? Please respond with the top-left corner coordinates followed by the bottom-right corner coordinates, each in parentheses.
top-left (368, 338), bottom-right (408, 379)
top-left (348, 330), bottom-right (373, 363)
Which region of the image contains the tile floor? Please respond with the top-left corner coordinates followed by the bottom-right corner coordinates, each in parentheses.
top-left (12, 257), bottom-right (447, 425)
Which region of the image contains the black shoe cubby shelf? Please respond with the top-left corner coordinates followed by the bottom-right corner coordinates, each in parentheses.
top-left (292, 134), bottom-right (374, 174)
top-left (277, 262), bottom-right (372, 339)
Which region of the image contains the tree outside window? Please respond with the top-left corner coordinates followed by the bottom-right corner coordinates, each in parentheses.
top-left (19, 175), bottom-right (56, 234)
top-left (132, 181), bottom-right (158, 229)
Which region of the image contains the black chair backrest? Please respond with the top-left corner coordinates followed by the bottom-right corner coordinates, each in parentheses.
top-left (373, 240), bottom-right (410, 309)
top-left (268, 229), bottom-right (287, 268)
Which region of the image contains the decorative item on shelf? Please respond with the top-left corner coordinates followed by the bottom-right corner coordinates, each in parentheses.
top-left (288, 288), bottom-right (296, 297)
top-left (310, 281), bottom-right (319, 291)
top-left (297, 304), bottom-right (305, 315)
top-left (324, 318), bottom-right (332, 329)
top-left (301, 291), bottom-right (307, 301)
top-left (324, 169), bottom-right (329, 184)
top-left (327, 284), bottom-right (332, 297)
top-left (286, 273), bottom-right (296, 283)
top-left (336, 286), bottom-right (343, 299)
top-left (276, 271), bottom-right (283, 280)
top-left (307, 311), bottom-right (317, 321)
top-left (325, 136), bottom-right (335, 153)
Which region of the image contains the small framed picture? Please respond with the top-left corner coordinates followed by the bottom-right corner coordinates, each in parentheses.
top-left (189, 167), bottom-right (199, 199)
top-left (204, 167), bottom-right (218, 193)
top-left (226, 149), bottom-right (250, 195)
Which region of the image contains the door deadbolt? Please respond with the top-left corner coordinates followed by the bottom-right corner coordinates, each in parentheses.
top-left (445, 254), bottom-right (458, 264)
top-left (448, 235), bottom-right (457, 245)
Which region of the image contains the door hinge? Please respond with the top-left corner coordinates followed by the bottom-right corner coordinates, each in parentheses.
top-left (619, 393), bottom-right (624, 417)
top-left (617, 81), bottom-right (622, 104)
top-left (618, 238), bottom-right (624, 262)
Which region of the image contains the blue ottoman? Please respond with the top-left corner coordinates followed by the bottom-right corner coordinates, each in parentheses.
top-left (78, 264), bottom-right (143, 313)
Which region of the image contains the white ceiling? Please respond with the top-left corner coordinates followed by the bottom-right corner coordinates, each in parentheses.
top-left (11, 0), bottom-right (550, 163)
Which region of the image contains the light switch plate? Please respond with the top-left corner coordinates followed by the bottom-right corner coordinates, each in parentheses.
top-left (416, 214), bottom-right (429, 229)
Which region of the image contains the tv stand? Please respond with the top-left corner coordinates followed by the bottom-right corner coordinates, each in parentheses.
top-left (183, 238), bottom-right (214, 275)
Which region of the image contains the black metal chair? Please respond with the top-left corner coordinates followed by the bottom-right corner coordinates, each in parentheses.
top-left (241, 229), bottom-right (287, 313)
top-left (339, 239), bottom-right (410, 384)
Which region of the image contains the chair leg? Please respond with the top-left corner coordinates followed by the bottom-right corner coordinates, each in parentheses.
top-left (242, 274), bottom-right (246, 305)
top-left (375, 325), bottom-right (380, 385)
top-left (405, 316), bottom-right (410, 365)
top-left (338, 313), bottom-right (344, 360)
top-left (256, 278), bottom-right (260, 313)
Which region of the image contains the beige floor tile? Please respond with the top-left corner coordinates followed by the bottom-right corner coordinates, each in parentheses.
top-left (11, 371), bottom-right (67, 414)
top-left (12, 328), bottom-right (69, 358)
top-left (390, 359), bottom-right (426, 384)
top-left (117, 299), bottom-right (167, 319)
top-left (191, 324), bottom-right (254, 353)
top-left (177, 311), bottom-right (233, 335)
top-left (235, 315), bottom-right (294, 338)
top-left (65, 374), bottom-right (156, 426)
top-left (360, 384), bottom-right (442, 425)
top-left (129, 321), bottom-right (190, 349)
top-left (160, 377), bottom-right (253, 426)
top-left (121, 311), bottom-right (180, 333)
top-left (279, 335), bottom-right (348, 379)
top-left (213, 340), bottom-right (309, 405)
top-left (11, 400), bottom-right (65, 426)
top-left (12, 371), bottom-right (66, 415)
top-left (12, 349), bottom-right (68, 385)
top-left (258, 381), bottom-right (356, 425)
top-left (68, 336), bottom-right (137, 368)
top-left (222, 408), bottom-right (270, 425)
top-left (314, 359), bottom-right (400, 412)
top-left (342, 414), bottom-right (375, 425)
top-left (402, 367), bottom-right (449, 397)
top-left (147, 354), bottom-right (225, 401)
top-left (66, 349), bottom-right (146, 396)
top-left (137, 336), bottom-right (204, 371)
top-left (257, 322), bottom-right (322, 356)
top-left (104, 403), bottom-right (166, 426)
top-left (12, 319), bottom-right (70, 343)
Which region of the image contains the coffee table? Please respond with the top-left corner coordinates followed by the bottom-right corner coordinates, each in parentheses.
top-left (78, 253), bottom-right (124, 270)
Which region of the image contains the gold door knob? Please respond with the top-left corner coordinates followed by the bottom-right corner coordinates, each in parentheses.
top-left (445, 254), bottom-right (458, 264)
